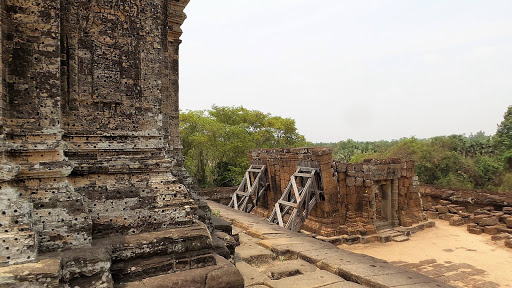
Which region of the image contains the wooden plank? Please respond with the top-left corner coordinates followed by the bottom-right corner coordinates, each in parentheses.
top-left (278, 200), bottom-right (298, 208)
top-left (257, 184), bottom-right (268, 199)
top-left (294, 172), bottom-right (314, 178)
top-left (233, 194), bottom-right (239, 210)
top-left (291, 176), bottom-right (301, 202)
top-left (245, 172), bottom-right (252, 192)
top-left (248, 169), bottom-right (262, 173)
top-left (275, 203), bottom-right (284, 227)
top-left (286, 209), bottom-right (298, 230)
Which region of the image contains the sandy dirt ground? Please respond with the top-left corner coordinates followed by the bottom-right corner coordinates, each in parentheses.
top-left (341, 220), bottom-right (512, 288)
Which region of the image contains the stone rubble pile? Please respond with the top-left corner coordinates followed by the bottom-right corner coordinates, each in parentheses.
top-left (426, 201), bottom-right (512, 248)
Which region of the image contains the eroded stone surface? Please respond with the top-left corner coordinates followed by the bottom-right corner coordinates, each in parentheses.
top-left (249, 148), bottom-right (426, 237)
top-left (0, 1), bottom-right (242, 287)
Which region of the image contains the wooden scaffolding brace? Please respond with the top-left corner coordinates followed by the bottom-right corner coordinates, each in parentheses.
top-left (268, 167), bottom-right (321, 232)
top-left (228, 165), bottom-right (269, 213)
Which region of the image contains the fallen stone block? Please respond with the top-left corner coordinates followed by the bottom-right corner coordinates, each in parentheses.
top-left (505, 239), bottom-right (512, 249)
top-left (436, 206), bottom-right (449, 214)
top-left (463, 218), bottom-right (473, 224)
top-left (449, 216), bottom-right (464, 226)
top-left (477, 217), bottom-right (499, 227)
top-left (498, 226), bottom-right (512, 234)
top-left (439, 213), bottom-right (456, 220)
top-left (447, 205), bottom-right (463, 213)
top-left (439, 200), bottom-right (451, 206)
top-left (491, 233), bottom-right (509, 241)
top-left (467, 223), bottom-right (478, 230)
top-left (474, 209), bottom-right (491, 216)
top-left (426, 211), bottom-right (439, 219)
top-left (483, 226), bottom-right (499, 235)
top-left (506, 217), bottom-right (512, 229)
top-left (473, 215), bottom-right (499, 226)
top-left (468, 227), bottom-right (483, 235)
top-left (503, 207), bottom-right (512, 215)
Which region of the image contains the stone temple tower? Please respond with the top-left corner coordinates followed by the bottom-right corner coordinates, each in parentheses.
top-left (0, 0), bottom-right (242, 286)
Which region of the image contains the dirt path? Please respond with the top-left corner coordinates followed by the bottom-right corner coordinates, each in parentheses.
top-left (341, 220), bottom-right (512, 288)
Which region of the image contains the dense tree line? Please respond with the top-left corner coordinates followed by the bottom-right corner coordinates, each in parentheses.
top-left (316, 106), bottom-right (512, 193)
top-left (180, 105), bottom-right (306, 187)
top-left (180, 105), bottom-right (512, 193)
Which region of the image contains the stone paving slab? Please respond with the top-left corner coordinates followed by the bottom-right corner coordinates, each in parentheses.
top-left (235, 262), bottom-right (268, 287)
top-left (321, 282), bottom-right (372, 288)
top-left (262, 259), bottom-right (318, 277)
top-left (236, 242), bottom-right (276, 266)
top-left (207, 200), bottom-right (456, 288)
top-left (263, 270), bottom-right (349, 288)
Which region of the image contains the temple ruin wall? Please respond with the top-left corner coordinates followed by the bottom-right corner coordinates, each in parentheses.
top-left (249, 148), bottom-right (426, 237)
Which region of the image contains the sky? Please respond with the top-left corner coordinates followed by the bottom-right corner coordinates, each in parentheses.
top-left (180, 0), bottom-right (512, 143)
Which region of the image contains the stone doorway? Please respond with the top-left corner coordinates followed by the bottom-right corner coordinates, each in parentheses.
top-left (373, 180), bottom-right (394, 230)
top-left (380, 182), bottom-right (392, 223)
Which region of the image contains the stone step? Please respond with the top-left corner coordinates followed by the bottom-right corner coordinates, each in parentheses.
top-left (110, 252), bottom-right (217, 283)
top-left (92, 223), bottom-right (217, 284)
top-left (93, 223), bottom-right (212, 261)
top-left (115, 254), bottom-right (244, 288)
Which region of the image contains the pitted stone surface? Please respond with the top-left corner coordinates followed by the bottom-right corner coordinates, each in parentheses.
top-left (0, 1), bottom-right (243, 287)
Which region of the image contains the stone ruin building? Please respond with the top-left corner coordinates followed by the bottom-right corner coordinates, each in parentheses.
top-left (244, 148), bottom-right (427, 237)
top-left (0, 0), bottom-right (243, 287)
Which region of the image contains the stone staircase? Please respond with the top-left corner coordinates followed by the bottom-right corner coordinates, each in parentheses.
top-left (95, 224), bottom-right (215, 284)
top-left (0, 221), bottom-right (244, 288)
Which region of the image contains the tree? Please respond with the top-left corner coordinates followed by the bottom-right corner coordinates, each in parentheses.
top-left (494, 105), bottom-right (512, 169)
top-left (180, 105), bottom-right (306, 187)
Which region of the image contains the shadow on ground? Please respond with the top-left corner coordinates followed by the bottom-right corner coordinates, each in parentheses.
top-left (391, 259), bottom-right (499, 288)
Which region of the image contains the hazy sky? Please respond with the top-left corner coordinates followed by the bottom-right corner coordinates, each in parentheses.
top-left (180, 0), bottom-right (512, 143)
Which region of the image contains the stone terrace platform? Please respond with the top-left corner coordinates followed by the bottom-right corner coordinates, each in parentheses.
top-left (207, 201), bottom-right (454, 288)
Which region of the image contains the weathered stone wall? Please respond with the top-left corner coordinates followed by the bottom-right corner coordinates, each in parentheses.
top-left (420, 185), bottom-right (512, 213)
top-left (0, 0), bottom-right (195, 258)
top-left (0, 1), bottom-right (244, 287)
top-left (333, 158), bottom-right (425, 236)
top-left (248, 148), bottom-right (426, 237)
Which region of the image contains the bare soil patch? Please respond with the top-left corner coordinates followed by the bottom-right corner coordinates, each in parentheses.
top-left (341, 219), bottom-right (512, 288)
